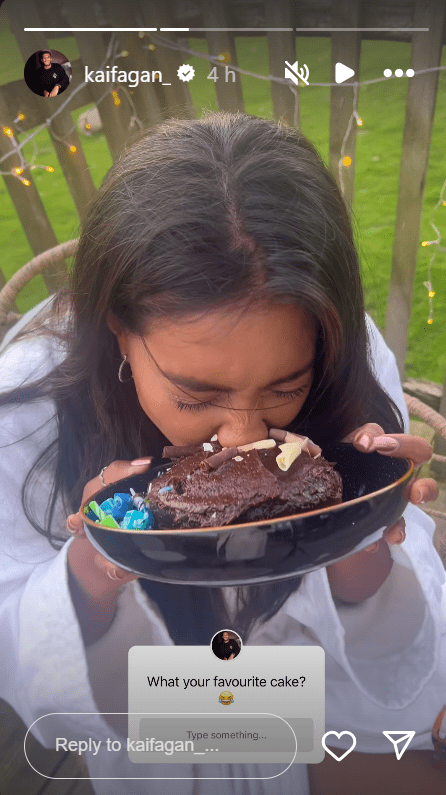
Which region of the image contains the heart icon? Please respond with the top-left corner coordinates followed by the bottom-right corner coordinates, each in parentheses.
top-left (322, 731), bottom-right (357, 761)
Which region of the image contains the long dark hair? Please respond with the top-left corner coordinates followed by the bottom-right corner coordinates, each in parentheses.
top-left (0, 112), bottom-right (404, 643)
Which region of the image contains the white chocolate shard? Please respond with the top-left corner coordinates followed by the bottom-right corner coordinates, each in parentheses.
top-left (210, 434), bottom-right (218, 442)
top-left (269, 429), bottom-right (322, 458)
top-left (276, 441), bottom-right (306, 471)
top-left (237, 439), bottom-right (277, 452)
top-left (203, 442), bottom-right (213, 452)
top-left (234, 455), bottom-right (243, 461)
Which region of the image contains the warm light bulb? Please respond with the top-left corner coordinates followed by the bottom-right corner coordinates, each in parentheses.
top-left (148, 43), bottom-right (155, 50)
top-left (14, 166), bottom-right (24, 175)
top-left (428, 291), bottom-right (435, 298)
top-left (356, 118), bottom-right (363, 126)
top-left (2, 126), bottom-right (13, 138)
top-left (139, 31), bottom-right (145, 38)
top-left (46, 166), bottom-right (55, 172)
top-left (18, 112), bottom-right (25, 121)
top-left (113, 96), bottom-right (121, 106)
top-left (69, 145), bottom-right (77, 153)
top-left (342, 156), bottom-right (352, 167)
top-left (121, 50), bottom-right (129, 57)
top-left (21, 178), bottom-right (31, 186)
top-left (422, 241), bottom-right (429, 247)
top-left (85, 123), bottom-right (91, 130)
top-left (427, 318), bottom-right (433, 324)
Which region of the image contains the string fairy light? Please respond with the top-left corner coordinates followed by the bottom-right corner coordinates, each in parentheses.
top-left (142, 34), bottom-right (444, 326)
top-left (421, 177), bottom-right (446, 324)
top-left (0, 34), bottom-right (137, 184)
top-left (0, 28), bottom-right (444, 326)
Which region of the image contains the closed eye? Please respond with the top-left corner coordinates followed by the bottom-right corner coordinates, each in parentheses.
top-left (172, 385), bottom-right (308, 412)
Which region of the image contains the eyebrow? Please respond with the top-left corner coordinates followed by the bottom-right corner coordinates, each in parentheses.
top-left (161, 361), bottom-right (315, 393)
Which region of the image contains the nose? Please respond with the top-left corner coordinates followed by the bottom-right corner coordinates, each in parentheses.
top-left (216, 411), bottom-right (269, 449)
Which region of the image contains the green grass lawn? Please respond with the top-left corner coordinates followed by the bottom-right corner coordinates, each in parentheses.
top-left (0, 13), bottom-right (445, 383)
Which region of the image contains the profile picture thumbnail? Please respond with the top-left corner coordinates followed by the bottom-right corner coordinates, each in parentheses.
top-left (24, 50), bottom-right (71, 98)
top-left (211, 629), bottom-right (242, 661)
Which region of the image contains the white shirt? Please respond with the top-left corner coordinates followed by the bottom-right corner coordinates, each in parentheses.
top-left (1, 301), bottom-right (445, 795)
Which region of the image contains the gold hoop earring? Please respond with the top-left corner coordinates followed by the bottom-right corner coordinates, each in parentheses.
top-left (118, 354), bottom-right (133, 383)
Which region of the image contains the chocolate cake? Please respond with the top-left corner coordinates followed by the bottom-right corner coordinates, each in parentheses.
top-left (147, 433), bottom-right (343, 529)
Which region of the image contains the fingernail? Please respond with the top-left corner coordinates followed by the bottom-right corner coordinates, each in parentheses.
top-left (412, 486), bottom-right (424, 503)
top-left (130, 457), bottom-right (153, 466)
top-left (358, 434), bottom-right (372, 450)
top-left (106, 567), bottom-right (126, 581)
top-left (66, 515), bottom-right (79, 532)
top-left (374, 436), bottom-right (399, 450)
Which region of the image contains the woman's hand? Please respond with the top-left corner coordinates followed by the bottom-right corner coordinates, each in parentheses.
top-left (49, 85), bottom-right (59, 97)
top-left (344, 423), bottom-right (438, 548)
top-left (66, 457), bottom-right (153, 644)
top-left (66, 458), bottom-right (153, 596)
top-left (326, 423), bottom-right (437, 604)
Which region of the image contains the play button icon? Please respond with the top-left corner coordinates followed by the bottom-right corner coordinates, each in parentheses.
top-left (335, 62), bottom-right (355, 84)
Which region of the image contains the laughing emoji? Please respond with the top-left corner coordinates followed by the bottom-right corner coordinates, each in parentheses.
top-left (219, 691), bottom-right (233, 706)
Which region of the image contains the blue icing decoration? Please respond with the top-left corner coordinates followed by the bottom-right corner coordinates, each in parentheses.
top-left (122, 510), bottom-right (148, 529)
top-left (121, 509), bottom-right (156, 530)
top-left (114, 493), bottom-right (133, 510)
top-left (99, 493), bottom-right (133, 522)
top-left (99, 498), bottom-right (118, 515)
top-left (144, 509), bottom-right (156, 529)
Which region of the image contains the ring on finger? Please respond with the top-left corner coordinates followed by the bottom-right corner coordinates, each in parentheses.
top-left (106, 567), bottom-right (126, 581)
top-left (99, 466), bottom-right (109, 488)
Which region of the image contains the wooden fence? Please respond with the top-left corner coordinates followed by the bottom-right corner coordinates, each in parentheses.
top-left (1, 0), bottom-right (445, 454)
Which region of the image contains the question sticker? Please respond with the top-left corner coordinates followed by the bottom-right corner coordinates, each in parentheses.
top-left (128, 646), bottom-right (325, 764)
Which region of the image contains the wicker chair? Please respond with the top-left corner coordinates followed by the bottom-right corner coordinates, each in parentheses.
top-left (1, 241), bottom-right (445, 557)
top-left (0, 239), bottom-right (78, 337)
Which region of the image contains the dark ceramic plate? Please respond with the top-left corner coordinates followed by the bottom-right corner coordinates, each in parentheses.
top-left (81, 443), bottom-right (413, 586)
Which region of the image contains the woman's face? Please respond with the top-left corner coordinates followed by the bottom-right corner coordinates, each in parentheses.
top-left (108, 303), bottom-right (317, 449)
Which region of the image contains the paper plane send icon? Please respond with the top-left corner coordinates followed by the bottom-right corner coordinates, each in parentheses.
top-left (335, 62), bottom-right (355, 84)
top-left (382, 731), bottom-right (416, 760)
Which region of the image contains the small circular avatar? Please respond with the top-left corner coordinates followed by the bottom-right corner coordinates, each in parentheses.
top-left (211, 629), bottom-right (242, 661)
top-left (219, 691), bottom-right (234, 706)
top-left (24, 50), bottom-right (71, 98)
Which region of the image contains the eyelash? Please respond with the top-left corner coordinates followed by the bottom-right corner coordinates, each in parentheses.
top-left (173, 387), bottom-right (308, 412)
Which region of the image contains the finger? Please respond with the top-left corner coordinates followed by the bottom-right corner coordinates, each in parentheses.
top-left (345, 427), bottom-right (433, 463)
top-left (410, 477), bottom-right (439, 504)
top-left (363, 540), bottom-right (380, 553)
top-left (66, 513), bottom-right (85, 536)
top-left (93, 553), bottom-right (139, 583)
top-left (342, 424), bottom-right (384, 448)
top-left (383, 517), bottom-right (406, 545)
top-left (365, 434), bottom-right (432, 464)
top-left (80, 457), bottom-right (153, 507)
